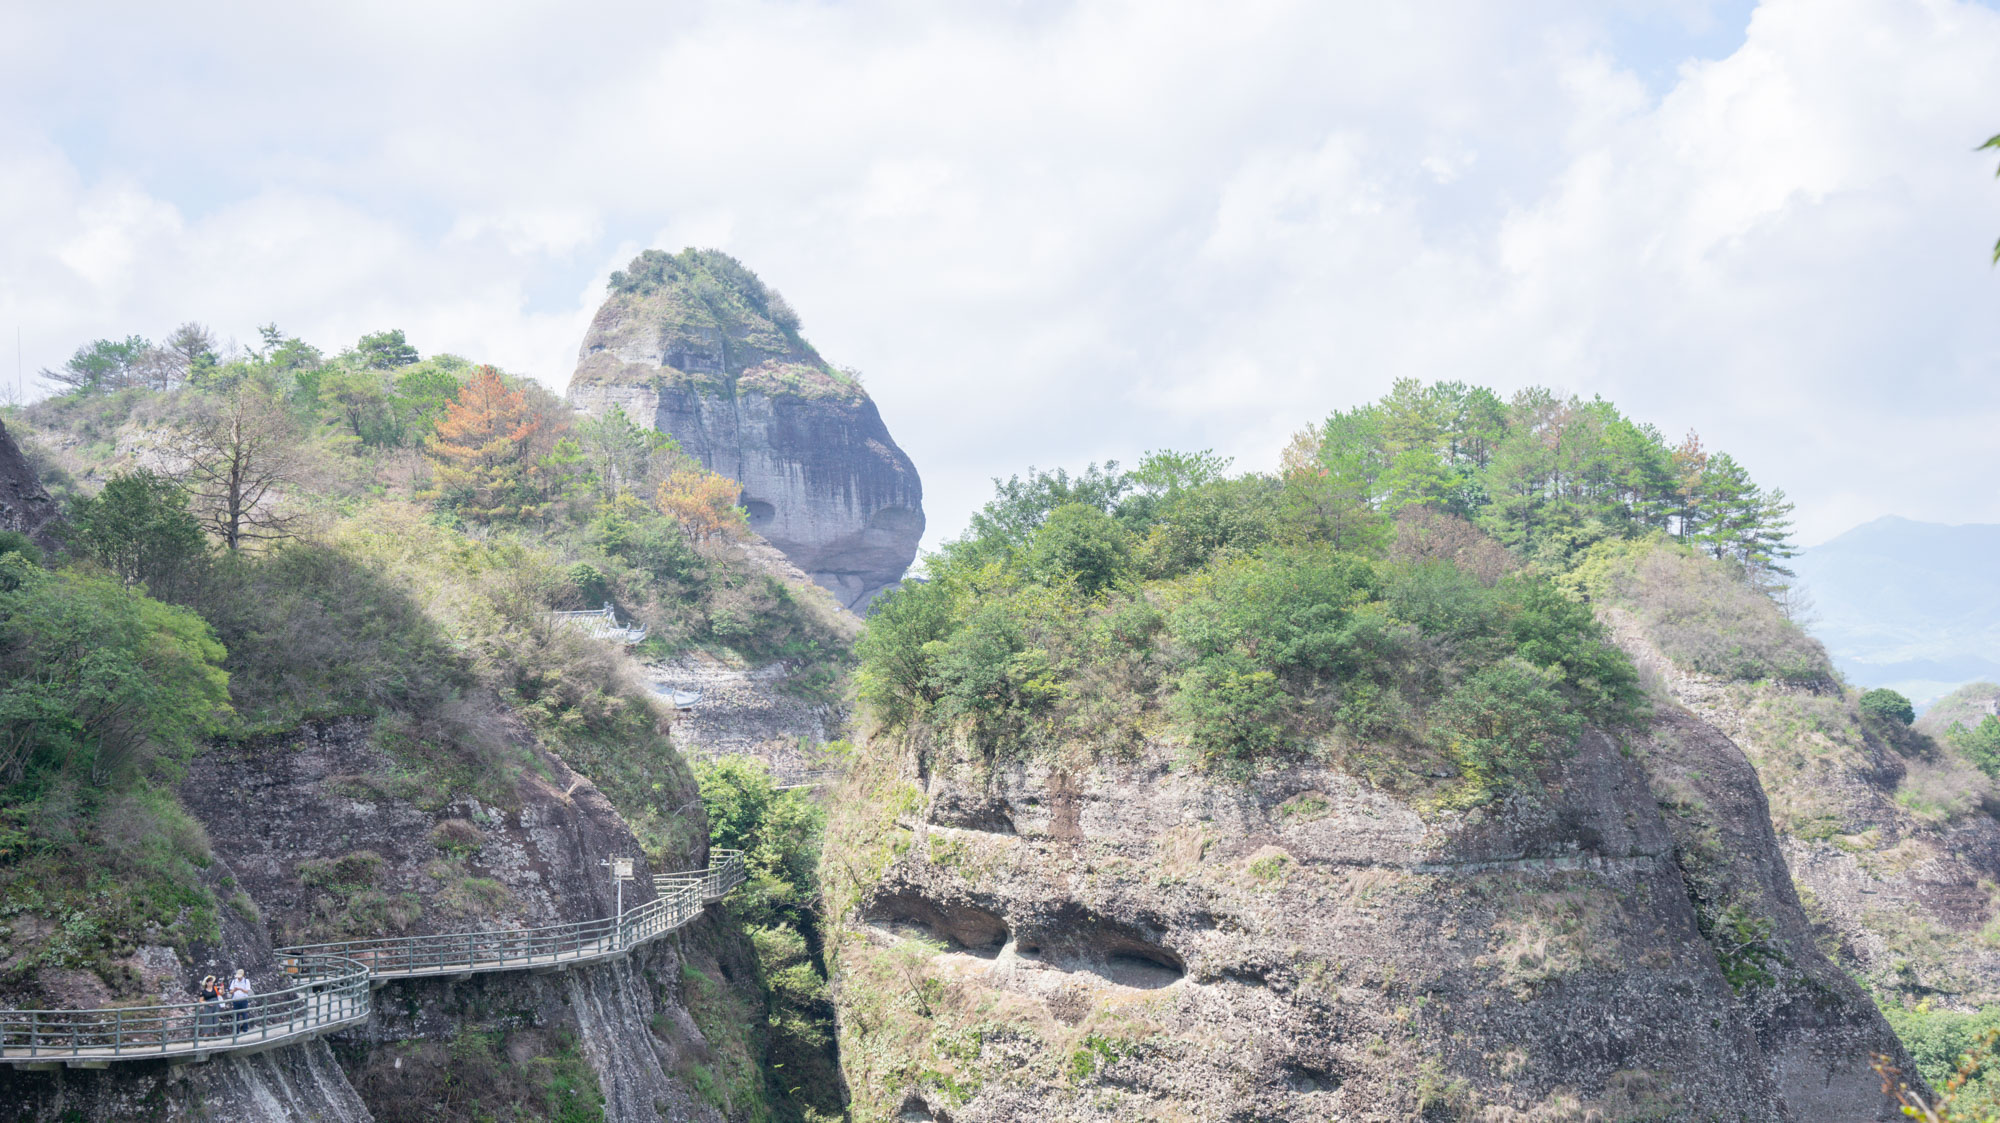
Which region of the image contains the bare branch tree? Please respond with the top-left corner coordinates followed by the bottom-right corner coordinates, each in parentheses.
top-left (175, 381), bottom-right (304, 550)
top-left (163, 322), bottom-right (218, 383)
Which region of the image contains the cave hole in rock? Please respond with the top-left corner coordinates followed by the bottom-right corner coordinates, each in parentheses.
top-left (1283, 1061), bottom-right (1342, 1094)
top-left (897, 1093), bottom-right (940, 1121)
top-left (865, 892), bottom-right (1009, 958)
top-left (740, 497), bottom-right (777, 528)
top-left (1028, 910), bottom-right (1186, 989)
top-left (926, 790), bottom-right (1016, 834)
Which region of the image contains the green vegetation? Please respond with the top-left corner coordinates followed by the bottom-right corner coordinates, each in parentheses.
top-left (696, 757), bottom-right (842, 1120)
top-left (591, 249), bottom-right (861, 400)
top-left (1309, 380), bottom-right (1797, 578)
top-left (1862, 688), bottom-right (1917, 727)
top-left (0, 555), bottom-right (231, 981)
top-left (862, 412), bottom-right (1645, 797)
top-left (338, 1027), bottom-right (607, 1123)
top-left (1949, 717), bottom-right (2000, 779)
top-left (4, 318), bottom-right (845, 1110)
top-left (1879, 1004), bottom-right (2000, 1121)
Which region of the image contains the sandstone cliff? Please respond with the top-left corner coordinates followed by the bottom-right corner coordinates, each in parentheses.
top-left (3, 713), bottom-right (766, 1123)
top-left (568, 249), bottom-right (924, 611)
top-left (1591, 542), bottom-right (2000, 1008)
top-left (0, 418), bottom-right (56, 545)
top-left (822, 711), bottom-right (1910, 1121)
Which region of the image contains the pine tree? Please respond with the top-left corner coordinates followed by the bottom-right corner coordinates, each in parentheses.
top-left (425, 366), bottom-right (546, 521)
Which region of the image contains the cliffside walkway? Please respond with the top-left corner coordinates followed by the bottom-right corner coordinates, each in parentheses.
top-left (552, 602), bottom-right (649, 645)
top-left (0, 851), bottom-right (743, 1069)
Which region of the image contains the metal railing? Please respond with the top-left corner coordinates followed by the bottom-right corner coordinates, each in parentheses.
top-left (0, 850), bottom-right (745, 1065)
top-left (0, 954), bottom-right (369, 1062)
top-left (654, 848), bottom-right (747, 903)
top-left (275, 850), bottom-right (745, 979)
top-left (551, 602), bottom-right (648, 645)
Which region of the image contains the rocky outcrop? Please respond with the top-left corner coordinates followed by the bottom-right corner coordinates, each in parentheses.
top-left (824, 716), bottom-right (1912, 1120)
top-left (1614, 614), bottom-right (2000, 1005)
top-left (173, 717), bottom-right (752, 1123)
top-left (2, 1040), bottom-right (375, 1123)
top-left (569, 249), bottom-right (924, 610)
top-left (0, 712), bottom-right (765, 1122)
top-left (0, 418), bottom-right (56, 545)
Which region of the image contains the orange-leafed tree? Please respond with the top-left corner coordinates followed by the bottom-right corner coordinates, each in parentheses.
top-left (425, 366), bottom-right (548, 520)
top-left (656, 466), bottom-right (748, 543)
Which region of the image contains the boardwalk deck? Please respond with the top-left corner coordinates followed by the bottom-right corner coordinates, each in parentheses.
top-left (0, 851), bottom-right (743, 1067)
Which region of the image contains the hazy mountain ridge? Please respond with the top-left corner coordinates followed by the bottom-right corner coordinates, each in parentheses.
top-left (1793, 516), bottom-right (2000, 704)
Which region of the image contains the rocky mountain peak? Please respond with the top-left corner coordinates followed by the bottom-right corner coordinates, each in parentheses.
top-left (569, 248), bottom-right (925, 610)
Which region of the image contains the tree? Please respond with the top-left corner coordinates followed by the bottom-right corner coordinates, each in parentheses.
top-left (353, 329), bottom-right (419, 370)
top-left (1129, 449), bottom-right (1232, 498)
top-left (163, 322), bottom-right (219, 383)
top-left (1029, 503), bottom-right (1130, 593)
top-left (65, 470), bottom-right (207, 596)
top-left (1859, 688), bottom-right (1915, 727)
top-left (576, 404), bottom-right (676, 502)
top-left (0, 556), bottom-right (229, 785)
top-left (425, 366), bottom-right (547, 520)
top-left (655, 466), bottom-right (746, 543)
top-left (320, 368), bottom-right (397, 445)
top-left (175, 380), bottom-right (305, 550)
top-left (962, 462), bottom-right (1131, 556)
top-left (391, 361), bottom-right (465, 443)
top-left (41, 336), bottom-right (150, 393)
top-left (1950, 716), bottom-right (2000, 777)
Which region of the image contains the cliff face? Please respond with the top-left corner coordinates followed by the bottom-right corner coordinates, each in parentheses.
top-left (0, 418), bottom-right (56, 544)
top-left (1, 715), bottom-right (767, 1123)
top-left (1593, 542), bottom-right (2000, 1008)
top-left (178, 717), bottom-right (749, 1123)
top-left (823, 716), bottom-right (1909, 1121)
top-left (569, 249), bottom-right (924, 611)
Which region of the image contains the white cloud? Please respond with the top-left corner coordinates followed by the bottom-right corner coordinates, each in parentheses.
top-left (1, 0), bottom-right (1996, 547)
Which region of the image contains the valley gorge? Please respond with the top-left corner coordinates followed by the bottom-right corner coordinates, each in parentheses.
top-left (7, 273), bottom-right (2000, 1123)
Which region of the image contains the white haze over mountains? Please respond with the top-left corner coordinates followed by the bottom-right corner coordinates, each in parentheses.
top-left (1, 0), bottom-right (1998, 554)
top-left (1793, 518), bottom-right (2000, 706)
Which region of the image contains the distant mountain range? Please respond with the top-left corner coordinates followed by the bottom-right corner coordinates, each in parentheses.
top-left (1792, 516), bottom-right (2000, 706)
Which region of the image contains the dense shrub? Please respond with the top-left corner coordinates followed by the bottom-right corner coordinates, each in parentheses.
top-left (64, 468), bottom-right (209, 598)
top-left (863, 463), bottom-right (1643, 796)
top-left (1860, 688), bottom-right (1916, 727)
top-left (1881, 1003), bottom-right (2000, 1119)
top-left (0, 559), bottom-right (231, 982)
top-left (695, 756), bottom-right (843, 1119)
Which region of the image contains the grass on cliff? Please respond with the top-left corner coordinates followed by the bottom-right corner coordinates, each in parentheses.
top-left (337, 1027), bottom-right (607, 1123)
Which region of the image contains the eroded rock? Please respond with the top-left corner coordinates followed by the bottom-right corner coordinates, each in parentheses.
top-left (827, 721), bottom-right (1913, 1121)
top-left (569, 249), bottom-right (924, 611)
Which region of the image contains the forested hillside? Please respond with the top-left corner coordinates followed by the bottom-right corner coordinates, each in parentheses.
top-left (860, 378), bottom-right (1796, 796)
top-left (2, 321), bottom-right (853, 1121)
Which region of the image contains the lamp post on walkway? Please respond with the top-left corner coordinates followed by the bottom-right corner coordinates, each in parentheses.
top-left (600, 857), bottom-right (634, 947)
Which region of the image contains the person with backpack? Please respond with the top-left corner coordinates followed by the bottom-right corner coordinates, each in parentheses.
top-left (228, 969), bottom-right (253, 1033)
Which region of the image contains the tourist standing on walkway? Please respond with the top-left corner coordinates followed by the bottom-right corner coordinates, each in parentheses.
top-left (228, 969), bottom-right (252, 1032)
top-left (198, 975), bottom-right (221, 1036)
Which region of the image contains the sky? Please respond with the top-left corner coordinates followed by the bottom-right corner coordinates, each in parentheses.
top-left (2, 0), bottom-right (1996, 551)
